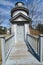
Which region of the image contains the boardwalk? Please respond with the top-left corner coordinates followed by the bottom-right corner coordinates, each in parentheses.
top-left (6, 41), bottom-right (41, 65)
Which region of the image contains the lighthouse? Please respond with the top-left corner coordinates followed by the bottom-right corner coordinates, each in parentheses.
top-left (10, 2), bottom-right (32, 42)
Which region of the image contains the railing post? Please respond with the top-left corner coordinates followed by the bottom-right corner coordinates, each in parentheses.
top-left (12, 35), bottom-right (15, 47)
top-left (39, 34), bottom-right (43, 62)
top-left (0, 36), bottom-right (6, 65)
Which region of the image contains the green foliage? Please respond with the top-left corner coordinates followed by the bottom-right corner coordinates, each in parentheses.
top-left (0, 26), bottom-right (7, 34)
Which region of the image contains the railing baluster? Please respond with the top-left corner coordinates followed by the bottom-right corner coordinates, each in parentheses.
top-left (39, 34), bottom-right (43, 62)
top-left (5, 35), bottom-right (14, 59)
top-left (0, 35), bottom-right (14, 65)
top-left (26, 34), bottom-right (40, 61)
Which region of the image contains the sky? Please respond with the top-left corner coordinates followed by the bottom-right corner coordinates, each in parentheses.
top-left (0, 0), bottom-right (43, 28)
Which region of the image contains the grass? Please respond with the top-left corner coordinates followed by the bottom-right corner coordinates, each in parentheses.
top-left (0, 34), bottom-right (11, 37)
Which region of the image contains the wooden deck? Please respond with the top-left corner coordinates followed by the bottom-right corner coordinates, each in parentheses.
top-left (5, 41), bottom-right (42, 65)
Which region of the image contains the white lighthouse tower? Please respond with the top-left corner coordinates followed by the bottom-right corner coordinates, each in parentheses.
top-left (10, 2), bottom-right (32, 43)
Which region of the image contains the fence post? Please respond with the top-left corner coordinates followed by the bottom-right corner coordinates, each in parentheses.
top-left (39, 34), bottom-right (43, 62)
top-left (0, 36), bottom-right (6, 65)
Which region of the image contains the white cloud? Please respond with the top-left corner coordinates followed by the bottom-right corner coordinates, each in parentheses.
top-left (0, 8), bottom-right (10, 15)
top-left (0, 0), bottom-right (14, 27)
top-left (0, 0), bottom-right (14, 7)
top-left (0, 7), bottom-right (11, 27)
top-left (0, 18), bottom-right (11, 28)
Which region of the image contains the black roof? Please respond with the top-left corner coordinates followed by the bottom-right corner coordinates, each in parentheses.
top-left (11, 6), bottom-right (29, 17)
top-left (10, 13), bottom-right (32, 24)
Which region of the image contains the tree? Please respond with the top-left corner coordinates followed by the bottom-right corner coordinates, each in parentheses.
top-left (36, 24), bottom-right (43, 33)
top-left (0, 26), bottom-right (7, 34)
top-left (27, 0), bottom-right (42, 28)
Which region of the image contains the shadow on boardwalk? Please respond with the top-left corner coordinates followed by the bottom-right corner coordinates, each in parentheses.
top-left (25, 40), bottom-right (40, 62)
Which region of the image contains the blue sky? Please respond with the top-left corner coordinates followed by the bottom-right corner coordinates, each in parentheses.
top-left (0, 0), bottom-right (43, 28)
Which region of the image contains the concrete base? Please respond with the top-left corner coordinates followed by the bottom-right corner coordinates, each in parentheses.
top-left (11, 24), bottom-right (30, 42)
top-left (11, 24), bottom-right (17, 43)
top-left (25, 24), bottom-right (30, 40)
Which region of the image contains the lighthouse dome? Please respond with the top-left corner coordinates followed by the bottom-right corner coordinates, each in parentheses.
top-left (11, 2), bottom-right (29, 17)
top-left (15, 2), bottom-right (24, 7)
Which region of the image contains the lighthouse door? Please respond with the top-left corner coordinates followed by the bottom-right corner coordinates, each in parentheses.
top-left (17, 25), bottom-right (24, 42)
